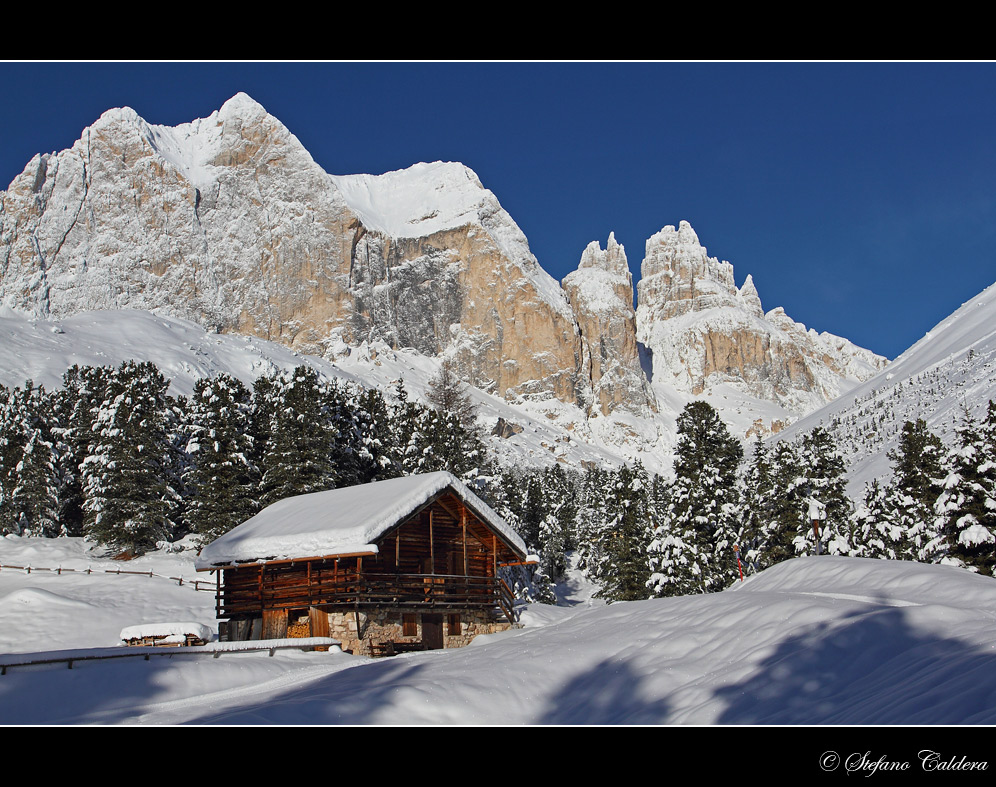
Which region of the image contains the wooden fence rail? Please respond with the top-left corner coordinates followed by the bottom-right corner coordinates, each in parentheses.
top-left (0, 638), bottom-right (340, 675)
top-left (0, 563), bottom-right (215, 592)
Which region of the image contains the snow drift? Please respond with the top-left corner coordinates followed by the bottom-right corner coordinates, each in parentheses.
top-left (2, 533), bottom-right (995, 725)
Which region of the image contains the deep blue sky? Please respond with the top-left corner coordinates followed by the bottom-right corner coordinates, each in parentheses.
top-left (2, 62), bottom-right (994, 360)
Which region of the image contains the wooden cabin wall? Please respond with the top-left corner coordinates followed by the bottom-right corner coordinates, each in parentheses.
top-left (216, 492), bottom-right (523, 627)
top-left (370, 496), bottom-right (517, 577)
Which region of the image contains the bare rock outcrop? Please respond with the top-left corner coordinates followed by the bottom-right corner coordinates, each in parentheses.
top-left (636, 221), bottom-right (887, 413)
top-left (562, 233), bottom-right (655, 417)
top-left (0, 95), bottom-right (585, 404)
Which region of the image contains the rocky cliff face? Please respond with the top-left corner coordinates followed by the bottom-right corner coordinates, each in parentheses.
top-left (562, 233), bottom-right (655, 417)
top-left (329, 163), bottom-right (585, 403)
top-left (636, 222), bottom-right (887, 418)
top-left (0, 94), bottom-right (585, 404)
top-left (0, 94), bottom-right (355, 343)
top-left (0, 94), bottom-right (887, 448)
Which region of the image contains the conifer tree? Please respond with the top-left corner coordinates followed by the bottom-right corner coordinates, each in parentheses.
top-left (646, 492), bottom-right (703, 597)
top-left (352, 386), bottom-right (400, 483)
top-left (0, 383), bottom-right (26, 534)
top-left (573, 466), bottom-right (611, 580)
top-left (737, 436), bottom-right (773, 574)
top-left (930, 403), bottom-right (996, 574)
top-left (537, 465), bottom-right (577, 581)
top-left (254, 366), bottom-right (338, 508)
top-left (425, 358), bottom-right (478, 431)
top-left (596, 463), bottom-right (652, 602)
top-left (647, 401), bottom-right (743, 595)
top-left (760, 439), bottom-right (806, 566)
top-left (791, 427), bottom-right (851, 556)
top-left (81, 361), bottom-right (181, 554)
top-left (57, 365), bottom-right (113, 536)
top-left (889, 419), bottom-right (946, 508)
top-left (182, 374), bottom-right (260, 544)
top-left (0, 382), bottom-right (64, 537)
top-left (389, 378), bottom-right (486, 480)
top-left (518, 473), bottom-right (547, 550)
top-left (881, 418), bottom-right (946, 560)
top-left (852, 478), bottom-right (904, 559)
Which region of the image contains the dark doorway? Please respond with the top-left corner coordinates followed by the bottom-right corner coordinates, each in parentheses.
top-left (422, 613), bottom-right (444, 649)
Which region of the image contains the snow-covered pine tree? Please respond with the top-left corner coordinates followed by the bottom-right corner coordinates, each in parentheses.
top-left (182, 374), bottom-right (260, 544)
top-left (929, 402), bottom-right (996, 574)
top-left (517, 473), bottom-right (547, 550)
top-left (851, 478), bottom-right (904, 559)
top-left (476, 467), bottom-right (557, 605)
top-left (647, 401), bottom-right (743, 596)
top-left (0, 382), bottom-right (64, 537)
top-left (537, 464), bottom-right (577, 581)
top-left (537, 510), bottom-right (566, 587)
top-left (646, 499), bottom-right (703, 597)
top-left (388, 377), bottom-right (487, 481)
top-left (425, 358), bottom-right (478, 432)
top-left (791, 427), bottom-right (852, 556)
top-left (322, 379), bottom-right (369, 489)
top-left (81, 361), bottom-right (181, 555)
top-left (57, 365), bottom-right (114, 536)
top-left (351, 385), bottom-right (400, 484)
top-left (421, 383), bottom-right (486, 481)
top-left (573, 466), bottom-right (611, 580)
top-left (0, 383), bottom-right (26, 534)
top-left (888, 419), bottom-right (946, 509)
top-left (881, 418), bottom-right (946, 561)
top-left (253, 366), bottom-right (339, 508)
top-left (737, 436), bottom-right (773, 574)
top-left (760, 439), bottom-right (806, 566)
top-left (595, 462), bottom-right (652, 602)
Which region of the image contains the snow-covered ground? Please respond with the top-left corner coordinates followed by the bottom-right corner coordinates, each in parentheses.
top-left (0, 307), bottom-right (642, 473)
top-left (777, 280), bottom-right (996, 495)
top-left (2, 534), bottom-right (996, 725)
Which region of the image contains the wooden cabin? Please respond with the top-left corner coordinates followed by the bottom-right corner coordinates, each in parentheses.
top-left (195, 472), bottom-right (531, 655)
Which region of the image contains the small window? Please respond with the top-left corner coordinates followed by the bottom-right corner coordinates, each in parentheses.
top-left (448, 613), bottom-right (461, 636)
top-left (402, 613), bottom-right (417, 637)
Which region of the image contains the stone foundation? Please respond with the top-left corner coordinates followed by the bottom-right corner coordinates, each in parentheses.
top-left (327, 608), bottom-right (513, 656)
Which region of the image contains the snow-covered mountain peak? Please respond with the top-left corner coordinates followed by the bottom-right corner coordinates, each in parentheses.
top-left (576, 233), bottom-right (630, 279)
top-left (92, 105), bottom-right (145, 129)
top-left (563, 243), bottom-right (633, 317)
top-left (635, 221), bottom-right (887, 425)
top-left (330, 159), bottom-right (571, 326)
top-left (331, 161), bottom-right (492, 239)
top-left (639, 221), bottom-right (738, 320)
top-left (737, 273), bottom-right (764, 317)
top-left (217, 91), bottom-right (269, 121)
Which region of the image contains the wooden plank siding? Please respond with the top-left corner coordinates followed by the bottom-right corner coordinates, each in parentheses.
top-left (215, 494), bottom-right (521, 622)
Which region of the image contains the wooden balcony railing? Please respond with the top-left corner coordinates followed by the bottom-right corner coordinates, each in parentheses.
top-left (218, 571), bottom-right (516, 624)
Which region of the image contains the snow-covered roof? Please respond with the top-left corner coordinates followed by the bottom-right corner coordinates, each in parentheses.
top-left (195, 472), bottom-right (526, 569)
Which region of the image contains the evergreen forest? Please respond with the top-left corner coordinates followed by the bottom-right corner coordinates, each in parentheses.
top-left (1, 360), bottom-right (994, 602)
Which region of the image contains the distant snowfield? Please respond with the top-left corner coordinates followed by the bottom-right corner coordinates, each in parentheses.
top-left (2, 535), bottom-right (996, 725)
top-left (778, 280), bottom-right (996, 494)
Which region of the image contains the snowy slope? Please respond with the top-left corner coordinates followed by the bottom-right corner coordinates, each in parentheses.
top-left (2, 535), bottom-right (996, 725)
top-left (776, 280), bottom-right (996, 494)
top-left (0, 307), bottom-right (638, 472)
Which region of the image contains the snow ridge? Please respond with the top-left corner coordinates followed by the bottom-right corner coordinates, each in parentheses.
top-left (777, 279), bottom-right (996, 493)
